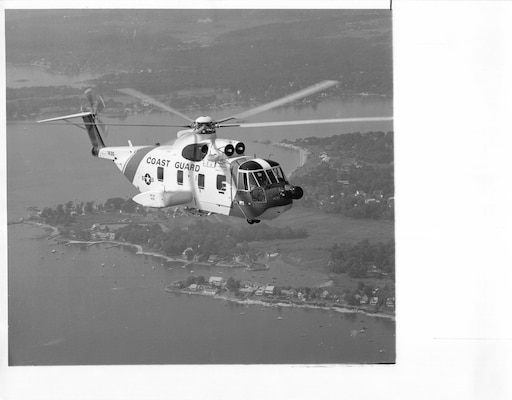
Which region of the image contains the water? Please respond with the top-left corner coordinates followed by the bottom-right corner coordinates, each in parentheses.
top-left (6, 63), bottom-right (99, 88)
top-left (7, 67), bottom-right (394, 365)
top-left (8, 225), bottom-right (395, 365)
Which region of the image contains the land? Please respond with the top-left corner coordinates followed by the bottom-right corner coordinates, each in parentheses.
top-left (165, 276), bottom-right (395, 319)
top-left (6, 10), bottom-right (392, 120)
top-left (6, 10), bottom-right (392, 93)
top-left (287, 131), bottom-right (394, 219)
top-left (17, 191), bottom-right (394, 319)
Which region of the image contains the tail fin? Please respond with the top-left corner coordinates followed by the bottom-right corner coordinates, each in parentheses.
top-left (37, 88), bottom-right (108, 156)
top-left (82, 112), bottom-right (106, 156)
top-left (38, 111), bottom-right (106, 157)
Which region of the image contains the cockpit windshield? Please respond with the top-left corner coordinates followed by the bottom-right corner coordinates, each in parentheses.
top-left (234, 158), bottom-right (288, 193)
top-left (237, 166), bottom-right (287, 191)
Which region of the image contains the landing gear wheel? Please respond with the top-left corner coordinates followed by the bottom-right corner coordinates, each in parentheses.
top-left (247, 219), bottom-right (261, 224)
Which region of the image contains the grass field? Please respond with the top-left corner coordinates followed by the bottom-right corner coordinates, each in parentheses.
top-left (251, 207), bottom-right (395, 275)
top-left (267, 206), bottom-right (394, 244)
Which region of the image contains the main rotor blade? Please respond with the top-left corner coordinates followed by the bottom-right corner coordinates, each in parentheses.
top-left (220, 116), bottom-right (393, 129)
top-left (32, 121), bottom-right (191, 128)
top-left (217, 80), bottom-right (339, 123)
top-left (117, 88), bottom-right (194, 123)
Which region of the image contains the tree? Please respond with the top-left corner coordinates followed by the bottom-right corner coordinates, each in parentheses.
top-left (105, 197), bottom-right (125, 210)
top-left (183, 248), bottom-right (194, 261)
top-left (56, 204), bottom-right (65, 216)
top-left (40, 207), bottom-right (52, 219)
top-left (121, 199), bottom-right (137, 213)
top-left (347, 259), bottom-right (367, 278)
top-left (84, 201), bottom-right (95, 213)
top-left (226, 277), bottom-right (236, 291)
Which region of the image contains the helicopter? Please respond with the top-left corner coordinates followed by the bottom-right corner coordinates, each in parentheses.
top-left (38, 81), bottom-right (392, 224)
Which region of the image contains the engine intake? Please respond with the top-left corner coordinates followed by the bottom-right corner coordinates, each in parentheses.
top-left (224, 144), bottom-right (235, 156)
top-left (235, 142), bottom-right (245, 154)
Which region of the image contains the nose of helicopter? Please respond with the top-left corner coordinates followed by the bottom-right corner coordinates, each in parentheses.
top-left (232, 183), bottom-right (304, 222)
top-left (257, 184), bottom-right (303, 219)
top-left (266, 184), bottom-right (304, 202)
top-left (282, 184), bottom-right (304, 200)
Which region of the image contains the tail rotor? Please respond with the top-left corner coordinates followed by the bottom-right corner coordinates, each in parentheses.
top-left (84, 88), bottom-right (109, 138)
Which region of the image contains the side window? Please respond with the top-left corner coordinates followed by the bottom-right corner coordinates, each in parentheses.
top-left (217, 175), bottom-right (226, 192)
top-left (157, 167), bottom-right (164, 182)
top-left (238, 172), bottom-right (248, 190)
top-left (177, 170), bottom-right (183, 185)
top-left (198, 174), bottom-right (205, 189)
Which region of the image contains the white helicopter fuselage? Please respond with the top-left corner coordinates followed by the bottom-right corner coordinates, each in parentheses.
top-left (98, 130), bottom-right (233, 212)
top-left (96, 128), bottom-right (301, 222)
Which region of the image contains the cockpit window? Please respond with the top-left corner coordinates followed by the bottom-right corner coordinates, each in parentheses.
top-left (272, 167), bottom-right (287, 183)
top-left (254, 170), bottom-right (270, 187)
top-left (248, 172), bottom-right (258, 190)
top-left (182, 143), bottom-right (208, 162)
top-left (266, 169), bottom-right (278, 184)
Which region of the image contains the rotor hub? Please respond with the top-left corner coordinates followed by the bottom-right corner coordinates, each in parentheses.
top-left (195, 116), bottom-right (213, 124)
top-left (194, 116), bottom-right (216, 134)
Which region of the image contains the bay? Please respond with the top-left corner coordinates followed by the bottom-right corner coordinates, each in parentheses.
top-left (8, 224), bottom-right (395, 365)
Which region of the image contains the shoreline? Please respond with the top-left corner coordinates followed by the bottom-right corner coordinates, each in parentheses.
top-left (272, 141), bottom-right (310, 178)
top-left (23, 220), bottom-right (61, 237)
top-left (166, 286), bottom-right (395, 321)
top-left (66, 239), bottom-right (193, 266)
top-left (65, 238), bottom-right (249, 269)
top-left (18, 220), bottom-right (394, 321)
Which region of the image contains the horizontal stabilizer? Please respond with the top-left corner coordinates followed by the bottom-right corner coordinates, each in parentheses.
top-left (37, 112), bottom-right (93, 123)
top-left (132, 190), bottom-right (193, 208)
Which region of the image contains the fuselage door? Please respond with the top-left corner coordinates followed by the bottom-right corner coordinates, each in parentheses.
top-left (195, 168), bottom-right (233, 214)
